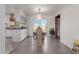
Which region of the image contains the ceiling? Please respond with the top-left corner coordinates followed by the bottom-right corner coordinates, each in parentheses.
top-left (6, 4), bottom-right (68, 16)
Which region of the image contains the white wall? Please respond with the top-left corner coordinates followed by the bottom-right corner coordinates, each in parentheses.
top-left (0, 5), bottom-right (5, 53)
top-left (43, 15), bottom-right (55, 36)
top-left (28, 15), bottom-right (55, 36)
top-left (58, 5), bottom-right (79, 48)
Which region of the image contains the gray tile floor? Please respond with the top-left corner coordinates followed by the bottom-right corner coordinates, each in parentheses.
top-left (10, 36), bottom-right (71, 54)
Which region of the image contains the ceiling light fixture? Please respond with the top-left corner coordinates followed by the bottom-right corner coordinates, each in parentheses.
top-left (36, 8), bottom-right (42, 19)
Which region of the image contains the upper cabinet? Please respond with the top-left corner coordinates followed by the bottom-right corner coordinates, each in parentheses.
top-left (5, 8), bottom-right (28, 27)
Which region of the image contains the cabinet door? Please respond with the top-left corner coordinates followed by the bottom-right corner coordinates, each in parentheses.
top-left (21, 29), bottom-right (27, 40)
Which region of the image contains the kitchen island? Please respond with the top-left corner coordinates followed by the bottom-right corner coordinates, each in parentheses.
top-left (5, 27), bottom-right (28, 42)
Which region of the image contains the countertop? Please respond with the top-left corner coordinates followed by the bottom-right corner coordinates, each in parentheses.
top-left (5, 27), bottom-right (28, 30)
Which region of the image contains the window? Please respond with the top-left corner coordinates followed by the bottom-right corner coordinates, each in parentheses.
top-left (33, 19), bottom-right (47, 32)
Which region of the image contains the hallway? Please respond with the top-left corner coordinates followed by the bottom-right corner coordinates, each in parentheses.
top-left (0, 0), bottom-right (79, 59)
top-left (3, 4), bottom-right (79, 54)
top-left (11, 36), bottom-right (71, 54)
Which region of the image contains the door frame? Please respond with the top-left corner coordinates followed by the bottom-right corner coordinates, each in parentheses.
top-left (55, 14), bottom-right (60, 39)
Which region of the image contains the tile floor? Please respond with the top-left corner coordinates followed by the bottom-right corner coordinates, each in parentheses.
top-left (7, 36), bottom-right (72, 54)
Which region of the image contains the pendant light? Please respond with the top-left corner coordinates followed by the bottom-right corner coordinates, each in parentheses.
top-left (36, 8), bottom-right (42, 19)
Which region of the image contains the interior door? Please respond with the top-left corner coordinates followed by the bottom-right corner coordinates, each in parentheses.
top-left (55, 14), bottom-right (60, 39)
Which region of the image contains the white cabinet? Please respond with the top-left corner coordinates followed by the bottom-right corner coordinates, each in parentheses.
top-left (11, 29), bottom-right (21, 42)
top-left (6, 29), bottom-right (27, 42)
top-left (21, 29), bottom-right (27, 41)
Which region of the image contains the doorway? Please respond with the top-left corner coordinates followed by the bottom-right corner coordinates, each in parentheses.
top-left (55, 14), bottom-right (60, 39)
top-left (33, 19), bottom-right (47, 33)
top-left (33, 19), bottom-right (47, 39)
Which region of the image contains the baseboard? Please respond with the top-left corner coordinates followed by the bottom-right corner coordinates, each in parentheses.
top-left (60, 41), bottom-right (71, 50)
top-left (21, 36), bottom-right (30, 43)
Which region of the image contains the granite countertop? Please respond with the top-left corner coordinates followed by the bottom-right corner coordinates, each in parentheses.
top-left (5, 27), bottom-right (28, 30)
